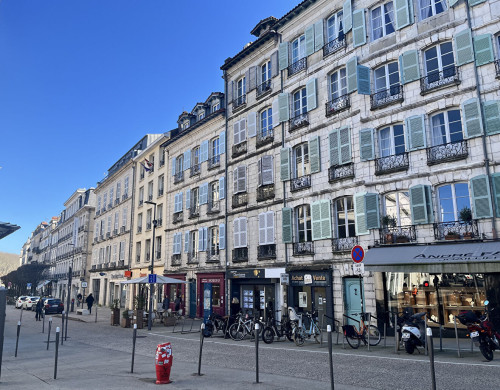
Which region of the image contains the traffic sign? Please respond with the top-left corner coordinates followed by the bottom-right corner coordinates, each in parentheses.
top-left (351, 245), bottom-right (365, 263)
top-left (81, 281), bottom-right (88, 288)
top-left (352, 263), bottom-right (365, 275)
top-left (27, 283), bottom-right (32, 289)
top-left (149, 274), bottom-right (157, 283)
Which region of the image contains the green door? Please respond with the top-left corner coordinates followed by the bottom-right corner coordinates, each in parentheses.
top-left (344, 277), bottom-right (363, 326)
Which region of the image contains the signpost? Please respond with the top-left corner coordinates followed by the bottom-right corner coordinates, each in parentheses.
top-left (81, 282), bottom-right (87, 309)
top-left (148, 274), bottom-right (157, 284)
top-left (351, 245), bottom-right (365, 313)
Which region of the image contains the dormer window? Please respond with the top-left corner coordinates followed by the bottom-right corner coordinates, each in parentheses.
top-left (212, 101), bottom-right (220, 112)
top-left (198, 112), bottom-right (205, 121)
top-left (182, 121), bottom-right (189, 130)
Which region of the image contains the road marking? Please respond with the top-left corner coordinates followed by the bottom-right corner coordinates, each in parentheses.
top-left (147, 332), bottom-right (500, 368)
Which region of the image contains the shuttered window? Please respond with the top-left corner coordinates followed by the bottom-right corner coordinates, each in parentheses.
top-left (278, 93), bottom-right (290, 122)
top-left (199, 183), bottom-right (209, 205)
top-left (233, 119), bottom-right (247, 145)
top-left (462, 98), bottom-right (484, 138)
top-left (247, 112), bottom-right (257, 138)
top-left (258, 211), bottom-right (275, 245)
top-left (474, 34), bottom-right (494, 67)
top-left (454, 29), bottom-right (474, 66)
top-left (280, 147), bottom-right (291, 181)
top-left (343, 0), bottom-right (353, 32)
top-left (279, 42), bottom-right (289, 71)
top-left (233, 217), bottom-right (247, 248)
top-left (483, 101), bottom-right (500, 135)
top-left (371, 1), bottom-right (395, 40)
top-left (419, 0), bottom-right (447, 21)
top-left (399, 50), bottom-right (420, 84)
top-left (233, 166), bottom-right (246, 194)
top-left (219, 224), bottom-right (226, 250)
top-left (309, 136), bottom-right (321, 174)
top-left (329, 126), bottom-right (351, 166)
top-left (174, 193), bottom-right (183, 213)
top-left (405, 115), bottom-right (427, 150)
top-left (282, 207), bottom-right (293, 243)
top-left (352, 9), bottom-right (367, 47)
top-left (258, 155), bottom-right (274, 186)
top-left (409, 185), bottom-right (433, 224)
top-left (346, 57), bottom-right (358, 93)
top-left (354, 192), bottom-right (380, 234)
top-left (470, 175), bottom-right (493, 219)
top-left (359, 128), bottom-right (375, 161)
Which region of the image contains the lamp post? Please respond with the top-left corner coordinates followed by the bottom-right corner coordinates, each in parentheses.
top-left (144, 200), bottom-right (157, 331)
top-left (66, 243), bottom-right (75, 340)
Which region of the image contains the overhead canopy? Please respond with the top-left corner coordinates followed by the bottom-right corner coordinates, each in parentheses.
top-left (37, 280), bottom-right (51, 290)
top-left (120, 275), bottom-right (187, 285)
top-left (0, 221), bottom-right (20, 240)
top-left (363, 241), bottom-right (500, 274)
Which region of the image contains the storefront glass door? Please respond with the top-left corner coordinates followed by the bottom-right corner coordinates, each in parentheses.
top-left (241, 284), bottom-right (275, 320)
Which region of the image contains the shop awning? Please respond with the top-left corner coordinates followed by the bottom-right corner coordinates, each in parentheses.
top-left (36, 280), bottom-right (51, 290)
top-left (363, 241), bottom-right (500, 273)
top-left (120, 275), bottom-right (187, 284)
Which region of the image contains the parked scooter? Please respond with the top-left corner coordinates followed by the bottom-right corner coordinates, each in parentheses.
top-left (204, 312), bottom-right (229, 338)
top-left (401, 311), bottom-right (427, 354)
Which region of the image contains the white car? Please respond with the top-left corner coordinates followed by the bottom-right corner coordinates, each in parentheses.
top-left (15, 296), bottom-right (29, 308)
top-left (22, 296), bottom-right (40, 310)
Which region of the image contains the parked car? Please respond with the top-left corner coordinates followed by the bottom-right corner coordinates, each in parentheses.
top-left (22, 296), bottom-right (40, 310)
top-left (44, 299), bottom-right (64, 314)
top-left (15, 296), bottom-right (29, 308)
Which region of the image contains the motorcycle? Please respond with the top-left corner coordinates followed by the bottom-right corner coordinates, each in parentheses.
top-left (401, 311), bottom-right (427, 354)
top-left (203, 312), bottom-right (229, 338)
top-left (457, 300), bottom-right (500, 361)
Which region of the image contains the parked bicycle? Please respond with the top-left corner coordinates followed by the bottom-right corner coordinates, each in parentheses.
top-left (261, 310), bottom-right (294, 344)
top-left (291, 309), bottom-right (322, 347)
top-left (228, 312), bottom-right (263, 341)
top-left (343, 312), bottom-right (381, 349)
top-left (204, 312), bottom-right (229, 338)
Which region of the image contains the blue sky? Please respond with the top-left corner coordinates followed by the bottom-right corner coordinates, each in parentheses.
top-left (0, 0), bottom-right (297, 255)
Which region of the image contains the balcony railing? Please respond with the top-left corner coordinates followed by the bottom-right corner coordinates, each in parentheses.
top-left (206, 253), bottom-right (220, 263)
top-left (158, 189), bottom-right (164, 197)
top-left (293, 241), bottom-right (314, 256)
top-left (232, 192), bottom-right (248, 208)
top-left (146, 222), bottom-right (152, 230)
top-left (289, 112), bottom-right (309, 132)
top-left (288, 57), bottom-right (307, 77)
top-left (122, 194), bottom-right (128, 201)
top-left (256, 129), bottom-right (274, 148)
top-left (174, 171), bottom-right (184, 184)
top-left (118, 260), bottom-right (125, 267)
top-left (159, 159), bottom-right (165, 167)
top-left (257, 244), bottom-right (276, 260)
top-left (115, 198), bottom-right (120, 206)
top-left (171, 254), bottom-right (181, 266)
top-left (325, 94), bottom-right (350, 117)
top-left (332, 236), bottom-right (358, 252)
top-left (290, 175), bottom-right (311, 192)
top-left (113, 229), bottom-right (118, 236)
top-left (138, 200), bottom-right (143, 207)
top-left (232, 247), bottom-right (248, 262)
top-left (257, 184), bottom-right (275, 202)
top-left (427, 140), bottom-right (468, 166)
top-left (190, 164), bottom-right (201, 177)
top-left (420, 66), bottom-right (460, 95)
top-left (207, 201), bottom-right (220, 214)
top-left (375, 153), bottom-right (409, 175)
top-left (157, 219), bottom-right (163, 227)
top-left (189, 206), bottom-right (199, 219)
top-left (370, 85), bottom-right (403, 110)
top-left (120, 226), bottom-right (126, 233)
top-left (328, 163), bottom-right (355, 183)
top-left (232, 141), bottom-right (247, 158)
top-left (156, 251), bottom-right (161, 259)
top-left (187, 253), bottom-right (198, 264)
top-left (233, 94), bottom-right (246, 110)
top-left (173, 212), bottom-right (183, 224)
top-left (256, 80), bottom-right (272, 98)
top-left (379, 225), bottom-right (417, 244)
top-left (433, 220), bottom-right (479, 241)
top-left (495, 60), bottom-right (500, 78)
top-left (106, 232), bottom-right (111, 238)
top-left (323, 36), bottom-right (346, 58)
top-left (208, 155), bottom-right (220, 170)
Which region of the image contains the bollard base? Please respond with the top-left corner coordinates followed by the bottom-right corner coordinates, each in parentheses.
top-left (192, 373), bottom-right (204, 376)
top-left (155, 379), bottom-right (172, 385)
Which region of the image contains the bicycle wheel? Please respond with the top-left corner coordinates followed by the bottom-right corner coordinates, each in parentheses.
top-left (344, 327), bottom-right (360, 349)
top-left (284, 321), bottom-right (294, 342)
top-left (262, 327), bottom-right (274, 344)
top-left (313, 324), bottom-right (322, 342)
top-left (229, 323), bottom-right (246, 341)
top-left (364, 325), bottom-right (381, 346)
top-left (294, 327), bottom-right (306, 347)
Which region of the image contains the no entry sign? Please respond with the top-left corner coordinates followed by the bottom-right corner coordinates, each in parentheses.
top-left (351, 245), bottom-right (364, 263)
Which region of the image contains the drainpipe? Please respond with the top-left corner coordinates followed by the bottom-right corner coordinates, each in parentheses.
top-left (223, 70), bottom-right (230, 316)
top-left (465, 2), bottom-right (498, 239)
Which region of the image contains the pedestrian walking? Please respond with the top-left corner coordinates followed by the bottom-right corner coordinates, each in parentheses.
top-left (35, 298), bottom-right (44, 321)
top-left (174, 294), bottom-right (182, 314)
top-left (162, 295), bottom-right (170, 311)
top-left (86, 293), bottom-right (95, 314)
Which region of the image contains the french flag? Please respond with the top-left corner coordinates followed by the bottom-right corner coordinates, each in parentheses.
top-left (141, 159), bottom-right (153, 172)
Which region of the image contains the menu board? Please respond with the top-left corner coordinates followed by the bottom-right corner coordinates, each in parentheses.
top-left (243, 289), bottom-right (253, 309)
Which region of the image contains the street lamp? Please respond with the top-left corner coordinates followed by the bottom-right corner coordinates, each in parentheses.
top-left (144, 200), bottom-right (157, 331)
top-left (66, 243), bottom-right (76, 341)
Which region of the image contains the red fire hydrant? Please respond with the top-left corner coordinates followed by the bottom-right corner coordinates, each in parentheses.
top-left (155, 342), bottom-right (173, 384)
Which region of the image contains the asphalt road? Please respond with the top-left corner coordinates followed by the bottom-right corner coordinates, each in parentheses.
top-left (2, 305), bottom-right (500, 389)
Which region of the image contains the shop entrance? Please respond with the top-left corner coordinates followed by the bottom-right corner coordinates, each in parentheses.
top-left (241, 284), bottom-right (275, 320)
top-left (189, 281), bottom-right (196, 318)
top-left (292, 286), bottom-right (327, 319)
top-left (344, 277), bottom-right (363, 326)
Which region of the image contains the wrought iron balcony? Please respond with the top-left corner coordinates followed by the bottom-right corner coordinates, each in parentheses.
top-left (427, 140), bottom-right (468, 166)
top-left (379, 225), bottom-right (417, 244)
top-left (256, 80), bottom-right (272, 98)
top-left (289, 112), bottom-right (309, 132)
top-left (190, 164), bottom-right (201, 177)
top-left (328, 163), bottom-right (355, 183)
top-left (288, 57), bottom-right (307, 77)
top-left (118, 260), bottom-right (125, 267)
top-left (172, 212), bottom-right (183, 224)
top-left (120, 226), bottom-right (125, 233)
top-left (115, 198), bottom-right (120, 206)
top-left (232, 247), bottom-right (248, 262)
top-left (188, 206), bottom-right (199, 219)
top-left (146, 222), bottom-right (152, 230)
top-left (171, 254), bottom-right (181, 266)
top-left (420, 66), bottom-right (460, 95)
top-left (157, 219), bottom-right (163, 227)
top-left (208, 155), bottom-right (220, 170)
top-left (206, 253), bottom-right (220, 263)
top-left (495, 59), bottom-right (500, 78)
top-left (323, 36), bottom-right (346, 58)
top-left (293, 241), bottom-right (314, 256)
top-left (290, 175), bottom-right (311, 192)
top-left (233, 94), bottom-right (246, 110)
top-left (174, 171), bottom-right (184, 184)
top-left (187, 252), bottom-right (198, 264)
top-left (257, 244), bottom-right (276, 260)
top-left (257, 184), bottom-right (275, 202)
top-left (158, 189), bottom-right (164, 197)
top-left (375, 153), bottom-right (409, 175)
top-left (207, 200), bottom-right (220, 214)
top-left (332, 236), bottom-right (358, 252)
top-left (325, 94), bottom-right (350, 117)
top-left (433, 220), bottom-right (479, 241)
top-left (113, 229), bottom-right (118, 235)
top-left (106, 232), bottom-right (111, 238)
top-left (232, 141), bottom-right (247, 158)
top-left (370, 85), bottom-right (403, 110)
top-left (256, 130), bottom-right (274, 148)
top-left (138, 200), bottom-right (143, 207)
top-left (232, 192), bottom-right (248, 208)
top-left (122, 194), bottom-right (128, 201)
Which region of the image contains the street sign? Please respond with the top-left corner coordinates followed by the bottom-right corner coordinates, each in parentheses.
top-left (27, 283), bottom-right (32, 289)
top-left (352, 263), bottom-right (365, 275)
top-left (351, 245), bottom-right (365, 263)
top-left (81, 281), bottom-right (88, 288)
top-left (149, 274), bottom-right (157, 283)
top-left (280, 273), bottom-right (289, 285)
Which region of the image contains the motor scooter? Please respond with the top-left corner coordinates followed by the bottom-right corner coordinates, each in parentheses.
top-left (401, 312), bottom-right (427, 354)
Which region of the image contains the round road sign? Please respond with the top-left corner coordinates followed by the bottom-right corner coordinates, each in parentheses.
top-left (351, 245), bottom-right (364, 263)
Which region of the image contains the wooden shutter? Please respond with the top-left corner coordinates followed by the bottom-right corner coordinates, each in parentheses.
top-left (233, 121), bottom-right (240, 145)
top-left (474, 34), bottom-right (494, 66)
top-left (352, 9), bottom-right (366, 48)
top-left (267, 211), bottom-right (275, 244)
top-left (306, 78), bottom-right (317, 111)
top-left (359, 128), bottom-right (375, 161)
top-left (227, 80), bottom-right (233, 104)
top-left (354, 193), bottom-right (368, 235)
top-left (247, 112), bottom-right (257, 137)
top-left (249, 66), bottom-right (257, 91)
top-left (282, 207), bottom-right (293, 243)
top-left (483, 101), bottom-right (500, 135)
top-left (237, 166), bottom-right (246, 193)
top-left (186, 189), bottom-right (191, 209)
top-left (462, 98), bottom-right (484, 138)
top-left (271, 51), bottom-right (279, 77)
top-left (272, 99), bottom-right (280, 128)
top-left (399, 50), bottom-right (420, 84)
top-left (261, 155), bottom-right (274, 185)
top-left (280, 147), bottom-right (291, 181)
top-left (365, 193), bottom-right (380, 229)
top-left (258, 213), bottom-right (267, 245)
top-left (184, 150), bottom-right (191, 171)
top-left (278, 93), bottom-right (290, 122)
top-left (233, 218), bottom-right (240, 248)
top-left (219, 176), bottom-right (225, 199)
top-left (179, 192), bottom-right (183, 211)
top-left (279, 42), bottom-right (289, 71)
top-left (200, 183), bottom-right (208, 205)
top-left (219, 131), bottom-right (226, 154)
top-left (410, 185), bottom-right (430, 225)
top-left (309, 136), bottom-right (321, 173)
top-left (305, 24), bottom-right (315, 56)
top-left (203, 227), bottom-right (208, 251)
top-left (198, 228), bottom-right (204, 252)
top-left (172, 233), bottom-right (177, 254)
top-left (357, 65), bottom-right (371, 95)
top-left (174, 193), bottom-right (179, 212)
top-left (239, 119), bottom-right (247, 142)
top-left (314, 20), bottom-right (324, 52)
top-left (468, 0), bottom-right (486, 6)
top-left (184, 231), bottom-right (189, 253)
top-left (339, 126), bottom-right (352, 164)
top-left (240, 218), bottom-right (248, 247)
top-left (172, 156), bottom-right (176, 176)
top-left (329, 128), bottom-right (340, 167)
top-left (470, 175), bottom-right (493, 219)
top-left (405, 115), bottom-right (427, 150)
top-left (455, 29), bottom-right (474, 66)
top-left (491, 173), bottom-right (500, 217)
top-left (343, 0), bottom-right (352, 32)
top-left (320, 200), bottom-right (332, 239)
top-left (346, 57), bottom-right (358, 93)
top-left (311, 201), bottom-right (322, 241)
top-left (200, 140), bottom-right (209, 162)
top-left (233, 168), bottom-right (239, 194)
top-left (219, 224), bottom-right (226, 250)
top-left (448, 0), bottom-right (460, 6)
top-left (395, 0), bottom-right (411, 30)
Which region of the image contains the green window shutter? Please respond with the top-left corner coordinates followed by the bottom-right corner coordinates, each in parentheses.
top-left (454, 29), bottom-right (474, 66)
top-left (468, 0), bottom-right (486, 6)
top-left (394, 0), bottom-right (411, 30)
top-left (357, 65), bottom-right (371, 95)
top-left (354, 192), bottom-right (368, 235)
top-left (339, 126), bottom-right (352, 164)
top-left (320, 200), bottom-right (332, 239)
top-left (282, 207), bottom-right (293, 243)
top-left (329, 128), bottom-right (340, 167)
top-left (462, 98), bottom-right (484, 138)
top-left (309, 136), bottom-right (321, 173)
top-left (405, 114), bottom-right (427, 150)
top-left (448, 0), bottom-right (460, 7)
top-left (483, 101), bottom-right (500, 135)
top-left (346, 57), bottom-right (358, 93)
top-left (343, 0), bottom-right (352, 32)
top-left (474, 34), bottom-right (494, 67)
top-left (424, 186), bottom-right (434, 223)
top-left (305, 24), bottom-right (315, 56)
top-left (399, 50), bottom-right (420, 84)
top-left (470, 175), bottom-right (493, 219)
top-left (359, 128), bottom-right (374, 161)
top-left (314, 20), bottom-right (324, 52)
top-left (278, 93), bottom-right (290, 122)
top-left (279, 42), bottom-right (289, 71)
top-left (409, 185), bottom-right (430, 224)
top-left (365, 193), bottom-right (380, 230)
top-left (280, 147), bottom-right (291, 181)
top-left (491, 173), bottom-right (500, 217)
top-left (306, 78), bottom-right (317, 112)
top-left (352, 9), bottom-right (367, 48)
top-left (311, 201), bottom-right (322, 241)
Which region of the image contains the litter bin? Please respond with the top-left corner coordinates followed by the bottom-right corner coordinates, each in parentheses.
top-left (155, 342), bottom-right (173, 384)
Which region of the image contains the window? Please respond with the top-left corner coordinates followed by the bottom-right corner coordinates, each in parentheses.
top-left (122, 207), bottom-right (127, 230)
top-left (379, 124), bottom-right (405, 157)
top-left (293, 143), bottom-right (309, 178)
top-left (137, 213), bottom-right (143, 232)
top-left (329, 68), bottom-right (347, 100)
top-left (182, 120), bottom-right (189, 130)
top-left (237, 77), bottom-right (246, 99)
top-left (419, 0), bottom-right (447, 21)
top-left (258, 155), bottom-right (274, 186)
top-left (211, 138), bottom-right (220, 163)
top-left (233, 166), bottom-right (247, 194)
top-left (146, 209), bottom-right (152, 230)
top-left (136, 242), bottom-right (141, 262)
top-left (198, 111), bottom-right (205, 121)
top-left (371, 2), bottom-right (395, 41)
top-left (191, 187), bottom-right (199, 210)
top-left (176, 155), bottom-right (184, 173)
top-left (148, 181), bottom-right (153, 201)
top-left (335, 197), bottom-right (355, 238)
top-left (438, 183), bottom-right (470, 222)
top-left (109, 188), bottom-right (114, 206)
top-left (260, 108), bottom-right (272, 138)
top-left (157, 204), bottom-right (163, 226)
top-left (431, 109), bottom-right (463, 145)
top-left (233, 217), bottom-right (247, 248)
top-left (192, 146), bottom-right (200, 168)
top-left (212, 101), bottom-right (220, 112)
top-left (138, 187), bottom-right (144, 205)
top-left (383, 192), bottom-right (411, 226)
top-left (293, 88), bottom-right (307, 118)
top-left (210, 181), bottom-right (219, 206)
top-left (291, 35), bottom-right (306, 64)
top-left (124, 177), bottom-right (129, 197)
top-left (116, 182), bottom-right (121, 200)
top-left (119, 241), bottom-right (125, 260)
top-left (155, 236), bottom-right (162, 259)
top-left (158, 175), bottom-right (164, 196)
top-left (295, 205), bottom-right (312, 242)
top-left (327, 11), bottom-right (344, 43)
top-left (189, 230), bottom-right (198, 258)
top-left (209, 227), bottom-right (219, 256)
top-left (145, 239), bottom-right (151, 261)
top-left (424, 42), bottom-right (455, 78)
top-left (374, 62), bottom-right (400, 96)
top-left (97, 196), bottom-right (101, 213)
top-left (261, 60), bottom-right (271, 83)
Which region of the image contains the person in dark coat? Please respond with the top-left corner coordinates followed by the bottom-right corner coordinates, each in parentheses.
top-left (35, 298), bottom-right (44, 321)
top-left (86, 293), bottom-right (95, 314)
top-left (162, 295), bottom-right (170, 311)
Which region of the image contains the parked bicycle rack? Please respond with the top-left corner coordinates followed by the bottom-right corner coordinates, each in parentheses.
top-left (320, 314), bottom-right (341, 347)
top-left (172, 316), bottom-right (201, 334)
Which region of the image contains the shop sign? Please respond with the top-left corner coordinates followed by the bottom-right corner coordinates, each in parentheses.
top-left (290, 271), bottom-right (329, 286)
top-left (81, 281), bottom-right (88, 288)
top-left (124, 271), bottom-right (132, 278)
top-left (110, 273), bottom-right (122, 280)
top-left (280, 273), bottom-right (289, 285)
top-left (228, 269), bottom-right (265, 279)
top-left (304, 274), bottom-right (313, 285)
top-left (201, 278), bottom-right (221, 283)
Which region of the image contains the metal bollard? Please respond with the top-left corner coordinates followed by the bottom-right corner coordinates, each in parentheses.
top-left (197, 323), bottom-right (205, 376)
top-left (342, 316), bottom-right (345, 349)
top-left (65, 309), bottom-right (69, 341)
top-left (131, 324), bottom-right (137, 373)
top-left (47, 318), bottom-right (52, 350)
top-left (42, 312), bottom-right (45, 333)
top-left (54, 327), bottom-right (60, 379)
top-left (14, 321), bottom-right (21, 358)
top-left (95, 306), bottom-right (98, 323)
top-left (454, 316), bottom-right (461, 358)
top-left (19, 306), bottom-right (23, 322)
top-left (255, 323), bottom-right (259, 384)
top-left (424, 314), bottom-right (428, 356)
top-left (367, 313), bottom-right (371, 352)
top-left (61, 311), bottom-right (65, 346)
top-left (327, 325), bottom-right (334, 390)
top-left (394, 313), bottom-right (399, 354)
top-left (426, 328), bottom-right (436, 390)
top-left (439, 325), bottom-right (443, 352)
top-left (383, 321), bottom-right (387, 348)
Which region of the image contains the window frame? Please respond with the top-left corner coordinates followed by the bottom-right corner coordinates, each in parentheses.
top-left (293, 143), bottom-right (310, 178)
top-left (295, 204), bottom-right (312, 243)
top-left (335, 196), bottom-right (356, 238)
top-left (291, 35), bottom-right (306, 64)
top-left (329, 67), bottom-right (347, 100)
top-left (237, 77), bottom-right (246, 98)
top-left (437, 182), bottom-right (471, 222)
top-left (293, 88), bottom-right (307, 118)
top-left (383, 191), bottom-right (412, 227)
top-left (261, 60), bottom-right (271, 83)
top-left (327, 11), bottom-right (344, 43)
top-left (419, 0), bottom-right (447, 21)
top-left (424, 42), bottom-right (455, 76)
top-left (259, 107), bottom-right (273, 138)
top-left (209, 226), bottom-right (220, 256)
top-left (378, 123), bottom-right (406, 157)
top-left (371, 1), bottom-right (395, 41)
top-left (430, 109), bottom-right (464, 146)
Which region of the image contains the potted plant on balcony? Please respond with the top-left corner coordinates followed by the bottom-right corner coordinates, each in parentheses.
top-left (110, 299), bottom-right (120, 326)
top-left (445, 230), bottom-right (460, 240)
top-left (121, 309), bottom-right (131, 328)
top-left (381, 215), bottom-right (397, 243)
top-left (134, 294), bottom-right (146, 329)
top-left (459, 207), bottom-right (473, 239)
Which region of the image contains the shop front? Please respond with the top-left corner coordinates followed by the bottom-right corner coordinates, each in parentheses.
top-left (163, 273), bottom-right (186, 315)
top-left (196, 273), bottom-right (225, 318)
